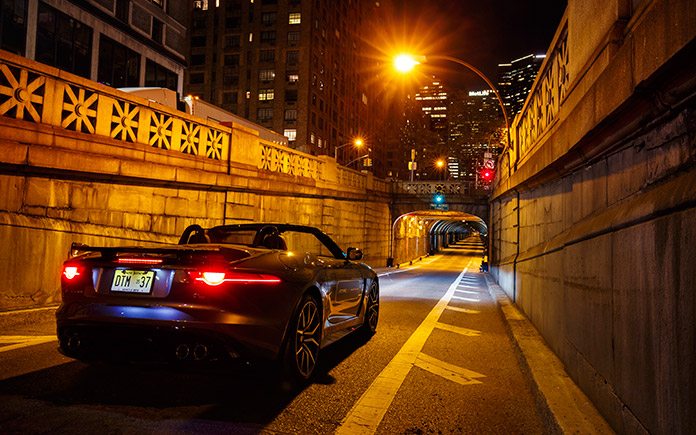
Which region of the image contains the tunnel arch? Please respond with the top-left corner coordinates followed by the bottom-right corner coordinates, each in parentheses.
top-left (388, 210), bottom-right (488, 266)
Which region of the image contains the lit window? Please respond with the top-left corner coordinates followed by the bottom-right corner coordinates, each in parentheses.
top-left (284, 129), bottom-right (297, 141)
top-left (289, 13), bottom-right (301, 24)
top-left (259, 89), bottom-right (274, 101)
top-left (287, 73), bottom-right (299, 83)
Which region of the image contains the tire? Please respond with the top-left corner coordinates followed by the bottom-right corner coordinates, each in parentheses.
top-left (284, 294), bottom-right (322, 382)
top-left (361, 282), bottom-right (379, 337)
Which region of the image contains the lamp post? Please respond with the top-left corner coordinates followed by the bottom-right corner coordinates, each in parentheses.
top-left (346, 152), bottom-right (371, 168)
top-left (394, 54), bottom-right (511, 154)
top-left (334, 137), bottom-right (364, 160)
top-left (435, 158), bottom-right (446, 181)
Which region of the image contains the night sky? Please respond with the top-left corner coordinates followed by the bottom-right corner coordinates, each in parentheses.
top-left (365, 0), bottom-right (567, 91)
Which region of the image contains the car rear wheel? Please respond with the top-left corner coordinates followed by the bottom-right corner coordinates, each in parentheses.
top-left (285, 294), bottom-right (322, 381)
top-left (362, 282), bottom-right (379, 336)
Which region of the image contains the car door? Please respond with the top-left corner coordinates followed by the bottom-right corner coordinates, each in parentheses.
top-left (328, 258), bottom-right (365, 321)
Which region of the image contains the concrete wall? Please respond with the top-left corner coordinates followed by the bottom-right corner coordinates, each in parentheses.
top-left (0, 51), bottom-right (398, 311)
top-left (490, 0), bottom-right (695, 432)
top-left (0, 118), bottom-right (390, 310)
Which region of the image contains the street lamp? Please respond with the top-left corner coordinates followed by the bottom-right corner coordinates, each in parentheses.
top-left (435, 158), bottom-right (446, 180)
top-left (334, 137), bottom-right (364, 160)
top-left (393, 53), bottom-right (511, 155)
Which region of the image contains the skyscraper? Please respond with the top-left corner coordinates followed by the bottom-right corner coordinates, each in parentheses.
top-left (497, 54), bottom-right (545, 117)
top-left (448, 89), bottom-right (502, 181)
top-left (186, 0), bottom-right (377, 162)
top-left (0, 0), bottom-right (188, 94)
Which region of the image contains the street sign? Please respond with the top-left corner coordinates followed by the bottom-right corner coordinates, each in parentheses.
top-left (484, 159), bottom-right (495, 169)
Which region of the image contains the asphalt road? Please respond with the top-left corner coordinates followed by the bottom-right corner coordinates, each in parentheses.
top-left (0, 237), bottom-right (548, 434)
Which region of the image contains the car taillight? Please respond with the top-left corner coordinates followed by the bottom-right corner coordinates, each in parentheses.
top-left (116, 258), bottom-right (164, 265)
top-left (63, 266), bottom-right (81, 280)
top-left (190, 271), bottom-right (281, 287)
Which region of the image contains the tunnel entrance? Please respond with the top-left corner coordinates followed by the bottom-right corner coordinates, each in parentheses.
top-left (387, 210), bottom-right (488, 267)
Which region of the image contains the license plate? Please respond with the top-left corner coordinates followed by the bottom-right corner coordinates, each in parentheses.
top-left (111, 270), bottom-right (155, 294)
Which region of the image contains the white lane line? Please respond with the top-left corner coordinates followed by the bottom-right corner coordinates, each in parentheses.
top-left (454, 289), bottom-right (480, 295)
top-left (445, 306), bottom-right (480, 314)
top-left (377, 268), bottom-right (416, 277)
top-left (414, 352), bottom-right (485, 386)
top-left (336, 266), bottom-right (470, 435)
top-left (0, 335), bottom-right (57, 353)
top-left (434, 322), bottom-right (481, 337)
top-left (452, 296), bottom-right (480, 302)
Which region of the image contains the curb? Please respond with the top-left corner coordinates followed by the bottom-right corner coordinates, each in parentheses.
top-left (483, 274), bottom-right (615, 434)
top-left (0, 305), bottom-right (59, 331)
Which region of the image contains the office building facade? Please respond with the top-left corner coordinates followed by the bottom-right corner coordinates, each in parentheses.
top-left (497, 53), bottom-right (545, 117)
top-left (0, 0), bottom-right (188, 94)
top-left (185, 0), bottom-right (376, 161)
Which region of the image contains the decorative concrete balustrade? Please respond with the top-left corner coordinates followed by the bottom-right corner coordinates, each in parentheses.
top-left (498, 14), bottom-right (569, 174)
top-left (0, 53), bottom-right (230, 163)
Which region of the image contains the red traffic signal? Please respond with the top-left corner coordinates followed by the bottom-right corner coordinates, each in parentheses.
top-left (480, 168), bottom-right (495, 182)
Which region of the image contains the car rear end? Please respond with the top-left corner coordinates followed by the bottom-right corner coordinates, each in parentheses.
top-left (57, 244), bottom-right (295, 365)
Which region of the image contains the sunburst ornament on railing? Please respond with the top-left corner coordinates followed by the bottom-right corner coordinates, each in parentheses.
top-left (111, 100), bottom-right (140, 142)
top-left (180, 121), bottom-right (201, 155)
top-left (149, 111), bottom-right (173, 150)
top-left (0, 63), bottom-right (45, 122)
top-left (205, 128), bottom-right (225, 160)
top-left (61, 84), bottom-right (97, 134)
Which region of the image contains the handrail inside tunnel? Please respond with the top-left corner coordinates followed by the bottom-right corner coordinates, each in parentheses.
top-left (387, 210), bottom-right (488, 267)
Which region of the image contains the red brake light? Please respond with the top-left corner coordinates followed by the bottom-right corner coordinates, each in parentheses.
top-left (200, 272), bottom-right (226, 286)
top-left (63, 266), bottom-right (81, 280)
top-left (191, 271), bottom-right (281, 286)
top-left (116, 258), bottom-right (163, 265)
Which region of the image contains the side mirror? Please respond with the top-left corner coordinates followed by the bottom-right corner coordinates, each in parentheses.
top-left (346, 247), bottom-right (363, 261)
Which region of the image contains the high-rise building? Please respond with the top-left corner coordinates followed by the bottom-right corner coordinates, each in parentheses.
top-left (185, 0), bottom-right (377, 162)
top-left (448, 89), bottom-right (502, 180)
top-left (497, 54), bottom-right (545, 117)
top-left (0, 0), bottom-right (188, 94)
top-left (414, 76), bottom-right (449, 137)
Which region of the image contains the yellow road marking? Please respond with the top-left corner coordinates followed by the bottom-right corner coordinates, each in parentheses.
top-left (336, 262), bottom-right (471, 435)
top-left (445, 306), bottom-right (480, 314)
top-left (414, 352), bottom-right (485, 386)
top-left (435, 322), bottom-right (481, 337)
top-left (0, 335), bottom-right (57, 353)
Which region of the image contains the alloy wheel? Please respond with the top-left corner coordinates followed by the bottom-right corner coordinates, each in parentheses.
top-left (365, 283), bottom-right (379, 333)
top-left (294, 297), bottom-right (321, 379)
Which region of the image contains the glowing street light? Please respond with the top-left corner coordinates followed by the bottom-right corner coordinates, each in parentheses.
top-left (334, 137), bottom-right (365, 160)
top-left (394, 54), bottom-right (422, 73)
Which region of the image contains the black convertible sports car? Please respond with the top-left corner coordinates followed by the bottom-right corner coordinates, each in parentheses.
top-left (56, 223), bottom-right (379, 380)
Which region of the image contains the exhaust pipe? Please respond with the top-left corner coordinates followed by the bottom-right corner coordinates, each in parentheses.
top-left (175, 344), bottom-right (190, 360)
top-left (193, 344), bottom-right (208, 360)
top-left (66, 333), bottom-right (81, 352)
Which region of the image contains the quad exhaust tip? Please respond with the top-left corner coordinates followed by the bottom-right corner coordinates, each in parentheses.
top-left (175, 343), bottom-right (208, 361)
top-left (175, 344), bottom-right (190, 360)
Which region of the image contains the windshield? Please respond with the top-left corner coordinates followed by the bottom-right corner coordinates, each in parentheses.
top-left (207, 224), bottom-right (345, 259)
